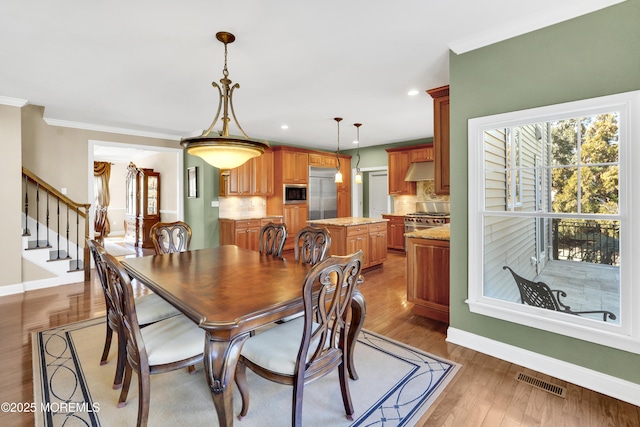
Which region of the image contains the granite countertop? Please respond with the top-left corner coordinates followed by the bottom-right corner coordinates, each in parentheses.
top-left (219, 215), bottom-right (283, 221)
top-left (404, 224), bottom-right (450, 241)
top-left (381, 213), bottom-right (406, 217)
top-left (307, 217), bottom-right (388, 226)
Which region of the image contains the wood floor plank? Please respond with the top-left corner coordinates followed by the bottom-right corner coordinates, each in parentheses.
top-left (0, 250), bottom-right (637, 426)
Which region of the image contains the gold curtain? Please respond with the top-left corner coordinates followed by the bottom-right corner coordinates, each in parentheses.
top-left (93, 161), bottom-right (111, 236)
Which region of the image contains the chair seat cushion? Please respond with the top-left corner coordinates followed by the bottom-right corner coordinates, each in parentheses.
top-left (135, 294), bottom-right (181, 326)
top-left (241, 318), bottom-right (321, 375)
top-left (140, 315), bottom-right (204, 365)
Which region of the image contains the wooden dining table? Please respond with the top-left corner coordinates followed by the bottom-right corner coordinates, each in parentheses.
top-left (121, 245), bottom-right (366, 427)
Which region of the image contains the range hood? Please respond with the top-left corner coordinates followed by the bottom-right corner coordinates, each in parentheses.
top-left (404, 161), bottom-right (434, 181)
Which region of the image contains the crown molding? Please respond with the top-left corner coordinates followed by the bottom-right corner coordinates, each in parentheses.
top-left (42, 116), bottom-right (183, 141)
top-left (448, 0), bottom-right (626, 54)
top-left (0, 96), bottom-right (29, 107)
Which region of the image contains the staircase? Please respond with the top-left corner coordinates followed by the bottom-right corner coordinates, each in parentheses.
top-left (21, 167), bottom-right (91, 290)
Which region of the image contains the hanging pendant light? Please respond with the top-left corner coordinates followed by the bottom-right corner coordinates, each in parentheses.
top-left (334, 117), bottom-right (343, 183)
top-left (180, 32), bottom-right (269, 171)
top-left (354, 123), bottom-right (363, 184)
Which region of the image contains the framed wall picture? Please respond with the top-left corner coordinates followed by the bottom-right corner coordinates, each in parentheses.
top-left (187, 166), bottom-right (198, 198)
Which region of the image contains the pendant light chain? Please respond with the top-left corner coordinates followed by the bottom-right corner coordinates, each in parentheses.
top-left (354, 123), bottom-right (363, 184)
top-left (334, 117), bottom-right (343, 183)
top-left (335, 117), bottom-right (342, 171)
top-left (222, 40), bottom-right (229, 78)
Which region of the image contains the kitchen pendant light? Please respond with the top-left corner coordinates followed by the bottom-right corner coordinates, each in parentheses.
top-left (334, 117), bottom-right (343, 183)
top-left (180, 32), bottom-right (269, 171)
top-left (354, 123), bottom-right (363, 184)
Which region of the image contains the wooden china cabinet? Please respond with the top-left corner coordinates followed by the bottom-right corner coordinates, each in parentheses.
top-left (124, 162), bottom-right (161, 248)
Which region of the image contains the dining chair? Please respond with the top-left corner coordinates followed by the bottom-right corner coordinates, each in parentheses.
top-left (235, 250), bottom-right (364, 426)
top-left (87, 239), bottom-right (181, 389)
top-left (149, 221), bottom-right (192, 255)
top-left (294, 226), bottom-right (332, 265)
top-left (94, 206), bottom-right (108, 245)
top-left (259, 222), bottom-right (288, 257)
top-left (102, 252), bottom-right (205, 427)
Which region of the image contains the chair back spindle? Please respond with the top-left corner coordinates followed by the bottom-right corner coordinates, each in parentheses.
top-left (294, 226), bottom-right (331, 265)
top-left (149, 221), bottom-right (192, 255)
top-left (259, 222), bottom-right (288, 257)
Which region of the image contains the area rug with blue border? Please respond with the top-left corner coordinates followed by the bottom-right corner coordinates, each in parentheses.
top-left (33, 317), bottom-right (460, 426)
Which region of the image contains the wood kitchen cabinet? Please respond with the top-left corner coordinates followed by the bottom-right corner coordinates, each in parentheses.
top-left (219, 217), bottom-right (283, 251)
top-left (282, 150), bottom-right (309, 183)
top-left (283, 204), bottom-right (309, 247)
top-left (382, 215), bottom-right (406, 251)
top-left (219, 150), bottom-right (274, 197)
top-left (308, 152), bottom-right (338, 168)
top-left (427, 85), bottom-right (450, 195)
top-left (406, 236), bottom-right (450, 323)
top-left (368, 222), bottom-right (388, 266)
top-left (253, 150), bottom-right (275, 196)
top-left (386, 150), bottom-right (415, 195)
top-left (410, 146), bottom-right (434, 162)
top-left (336, 157), bottom-right (351, 217)
top-left (315, 220), bottom-right (388, 269)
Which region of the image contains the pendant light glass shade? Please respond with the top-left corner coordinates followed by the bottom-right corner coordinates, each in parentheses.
top-left (355, 171), bottom-right (362, 184)
top-left (180, 32), bottom-right (269, 170)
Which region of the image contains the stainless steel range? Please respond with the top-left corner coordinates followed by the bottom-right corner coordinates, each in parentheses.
top-left (404, 201), bottom-right (450, 233)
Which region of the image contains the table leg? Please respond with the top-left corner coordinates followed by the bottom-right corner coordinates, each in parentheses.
top-left (203, 332), bottom-right (249, 427)
top-left (347, 288), bottom-right (366, 380)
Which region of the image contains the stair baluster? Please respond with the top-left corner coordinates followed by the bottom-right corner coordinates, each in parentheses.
top-left (46, 190), bottom-right (50, 247)
top-left (74, 206), bottom-right (81, 270)
top-left (56, 197), bottom-right (61, 260)
top-left (23, 175), bottom-right (30, 236)
top-left (35, 183), bottom-right (40, 248)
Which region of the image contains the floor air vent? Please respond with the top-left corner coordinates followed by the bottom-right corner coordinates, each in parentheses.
top-left (514, 371), bottom-right (566, 398)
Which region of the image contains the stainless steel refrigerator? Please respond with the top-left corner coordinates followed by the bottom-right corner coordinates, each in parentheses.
top-left (308, 167), bottom-right (337, 220)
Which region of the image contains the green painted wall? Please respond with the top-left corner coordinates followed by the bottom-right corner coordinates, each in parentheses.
top-left (449, 0), bottom-right (640, 383)
top-left (184, 154), bottom-right (220, 250)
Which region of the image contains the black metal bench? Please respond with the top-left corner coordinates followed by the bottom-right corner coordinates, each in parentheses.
top-left (503, 266), bottom-right (616, 322)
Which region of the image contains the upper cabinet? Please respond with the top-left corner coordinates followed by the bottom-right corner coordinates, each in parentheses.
top-left (308, 152), bottom-right (338, 168)
top-left (219, 149), bottom-right (275, 197)
top-left (387, 150), bottom-right (415, 195)
top-left (410, 146), bottom-right (434, 162)
top-left (282, 150), bottom-right (309, 183)
top-left (336, 156), bottom-right (351, 217)
top-left (427, 85), bottom-right (450, 195)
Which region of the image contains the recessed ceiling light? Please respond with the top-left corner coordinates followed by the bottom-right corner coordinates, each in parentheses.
top-left (407, 89), bottom-right (420, 96)
top-left (281, 124), bottom-right (289, 129)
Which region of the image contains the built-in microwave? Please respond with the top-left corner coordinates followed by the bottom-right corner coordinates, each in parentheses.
top-left (284, 184), bottom-right (307, 204)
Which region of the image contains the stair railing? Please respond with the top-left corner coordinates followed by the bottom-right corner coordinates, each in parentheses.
top-left (22, 167), bottom-right (92, 281)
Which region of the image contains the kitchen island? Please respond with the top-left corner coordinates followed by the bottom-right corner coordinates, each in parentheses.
top-left (406, 224), bottom-right (450, 323)
top-left (219, 216), bottom-right (284, 252)
top-left (306, 217), bottom-right (388, 269)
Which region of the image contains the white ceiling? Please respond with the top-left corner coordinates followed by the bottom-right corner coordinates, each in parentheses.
top-left (0, 0), bottom-right (623, 152)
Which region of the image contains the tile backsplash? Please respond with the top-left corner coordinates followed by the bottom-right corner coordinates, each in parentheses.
top-left (219, 180), bottom-right (447, 218)
top-left (392, 180), bottom-right (450, 215)
top-left (219, 197), bottom-right (267, 218)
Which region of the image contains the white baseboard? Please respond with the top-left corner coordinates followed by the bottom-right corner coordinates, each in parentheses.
top-left (22, 272), bottom-right (85, 292)
top-left (0, 283), bottom-right (25, 296)
top-left (447, 327), bottom-right (640, 407)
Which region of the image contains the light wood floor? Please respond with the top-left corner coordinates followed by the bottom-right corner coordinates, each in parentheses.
top-left (1, 250), bottom-right (638, 426)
